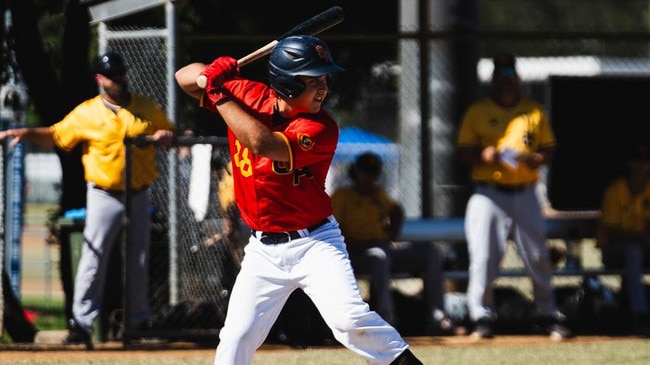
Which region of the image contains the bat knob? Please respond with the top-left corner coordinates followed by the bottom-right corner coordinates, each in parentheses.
top-left (196, 75), bottom-right (207, 89)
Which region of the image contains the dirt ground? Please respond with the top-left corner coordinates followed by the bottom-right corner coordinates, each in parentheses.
top-left (0, 334), bottom-right (642, 362)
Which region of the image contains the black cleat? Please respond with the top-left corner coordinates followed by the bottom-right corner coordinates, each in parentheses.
top-left (390, 349), bottom-right (424, 365)
top-left (63, 320), bottom-right (93, 349)
top-left (534, 313), bottom-right (575, 341)
top-left (470, 317), bottom-right (494, 339)
top-left (546, 322), bottom-right (574, 341)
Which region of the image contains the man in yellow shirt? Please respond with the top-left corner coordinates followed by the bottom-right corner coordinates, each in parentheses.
top-left (597, 144), bottom-right (650, 336)
top-left (456, 53), bottom-right (572, 340)
top-left (0, 52), bottom-right (174, 348)
top-left (331, 152), bottom-right (454, 334)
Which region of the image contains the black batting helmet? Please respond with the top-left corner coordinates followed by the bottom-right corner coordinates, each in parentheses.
top-left (268, 35), bottom-right (344, 98)
top-left (95, 52), bottom-right (127, 78)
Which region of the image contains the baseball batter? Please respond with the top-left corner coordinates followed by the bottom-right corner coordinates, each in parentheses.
top-left (0, 52), bottom-right (175, 348)
top-left (456, 53), bottom-right (572, 340)
top-left (175, 35), bottom-right (423, 365)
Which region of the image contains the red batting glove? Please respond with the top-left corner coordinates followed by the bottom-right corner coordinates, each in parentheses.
top-left (200, 56), bottom-right (240, 91)
top-left (200, 86), bottom-right (232, 113)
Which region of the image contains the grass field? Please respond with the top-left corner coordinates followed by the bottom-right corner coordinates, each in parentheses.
top-left (1, 337), bottom-right (650, 364)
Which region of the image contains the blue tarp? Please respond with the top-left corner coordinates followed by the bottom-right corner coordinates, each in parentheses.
top-left (337, 126), bottom-right (393, 144)
top-left (327, 126), bottom-right (400, 198)
top-left (333, 126), bottom-right (399, 162)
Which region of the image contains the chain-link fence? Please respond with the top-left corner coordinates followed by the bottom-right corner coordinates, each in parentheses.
top-left (121, 136), bottom-right (242, 343)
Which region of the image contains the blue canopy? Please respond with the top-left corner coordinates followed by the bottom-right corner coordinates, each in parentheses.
top-left (337, 126), bottom-right (393, 144)
top-left (327, 126), bottom-right (400, 197)
top-left (333, 126), bottom-right (399, 162)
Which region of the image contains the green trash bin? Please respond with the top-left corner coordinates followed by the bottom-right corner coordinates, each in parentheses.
top-left (58, 218), bottom-right (84, 279)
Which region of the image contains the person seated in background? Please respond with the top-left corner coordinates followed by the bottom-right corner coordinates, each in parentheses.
top-left (597, 144), bottom-right (650, 336)
top-left (331, 151), bottom-right (455, 335)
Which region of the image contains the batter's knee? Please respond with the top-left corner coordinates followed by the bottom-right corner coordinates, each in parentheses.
top-left (219, 325), bottom-right (265, 351)
top-left (330, 310), bottom-right (378, 332)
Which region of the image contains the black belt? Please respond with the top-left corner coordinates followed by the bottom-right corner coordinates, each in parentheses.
top-left (476, 182), bottom-right (533, 194)
top-left (253, 218), bottom-right (331, 245)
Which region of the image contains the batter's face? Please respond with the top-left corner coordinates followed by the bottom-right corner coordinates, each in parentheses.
top-left (290, 75), bottom-right (329, 114)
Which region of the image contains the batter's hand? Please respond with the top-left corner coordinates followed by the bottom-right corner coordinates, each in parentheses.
top-left (200, 56), bottom-right (240, 91)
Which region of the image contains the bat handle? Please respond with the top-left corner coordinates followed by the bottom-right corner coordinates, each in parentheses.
top-left (196, 40), bottom-right (279, 89)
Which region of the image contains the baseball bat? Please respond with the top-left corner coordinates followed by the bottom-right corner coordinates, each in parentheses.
top-left (196, 5), bottom-right (345, 88)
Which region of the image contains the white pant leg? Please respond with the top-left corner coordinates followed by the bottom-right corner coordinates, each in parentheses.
top-left (465, 188), bottom-right (509, 321)
top-left (125, 189), bottom-right (152, 325)
top-left (72, 186), bottom-right (124, 333)
top-left (214, 236), bottom-right (297, 365)
top-left (510, 187), bottom-right (556, 316)
top-left (297, 226), bottom-right (408, 365)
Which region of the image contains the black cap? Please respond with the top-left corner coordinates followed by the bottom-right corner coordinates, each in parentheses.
top-left (95, 52), bottom-right (127, 78)
top-left (493, 53), bottom-right (517, 77)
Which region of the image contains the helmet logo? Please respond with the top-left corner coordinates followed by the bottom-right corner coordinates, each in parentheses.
top-left (298, 133), bottom-right (315, 151)
top-left (315, 45), bottom-right (330, 62)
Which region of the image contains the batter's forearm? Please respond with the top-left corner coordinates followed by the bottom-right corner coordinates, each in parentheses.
top-left (175, 62), bottom-right (207, 100)
top-left (216, 101), bottom-right (290, 161)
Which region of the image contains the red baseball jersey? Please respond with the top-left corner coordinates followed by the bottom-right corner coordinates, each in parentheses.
top-left (215, 78), bottom-right (338, 232)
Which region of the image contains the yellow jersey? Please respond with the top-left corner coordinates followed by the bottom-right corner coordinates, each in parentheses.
top-left (456, 96), bottom-right (555, 185)
top-left (600, 177), bottom-right (650, 234)
top-left (50, 95), bottom-right (174, 191)
top-left (331, 186), bottom-right (398, 245)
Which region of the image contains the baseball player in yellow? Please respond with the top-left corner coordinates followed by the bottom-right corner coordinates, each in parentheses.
top-left (456, 53), bottom-right (572, 340)
top-left (597, 145), bottom-right (650, 335)
top-left (0, 52), bottom-right (175, 348)
top-left (332, 152), bottom-right (453, 334)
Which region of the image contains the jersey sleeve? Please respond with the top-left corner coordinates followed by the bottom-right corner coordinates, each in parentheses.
top-left (599, 181), bottom-right (620, 226)
top-left (50, 103), bottom-right (93, 151)
top-left (536, 106), bottom-right (556, 149)
top-left (377, 188), bottom-right (399, 211)
top-left (147, 98), bottom-right (175, 131)
top-left (281, 114), bottom-right (338, 170)
top-left (456, 103), bottom-right (481, 147)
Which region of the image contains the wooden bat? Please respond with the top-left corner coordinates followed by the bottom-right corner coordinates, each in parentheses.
top-left (196, 5), bottom-right (345, 88)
